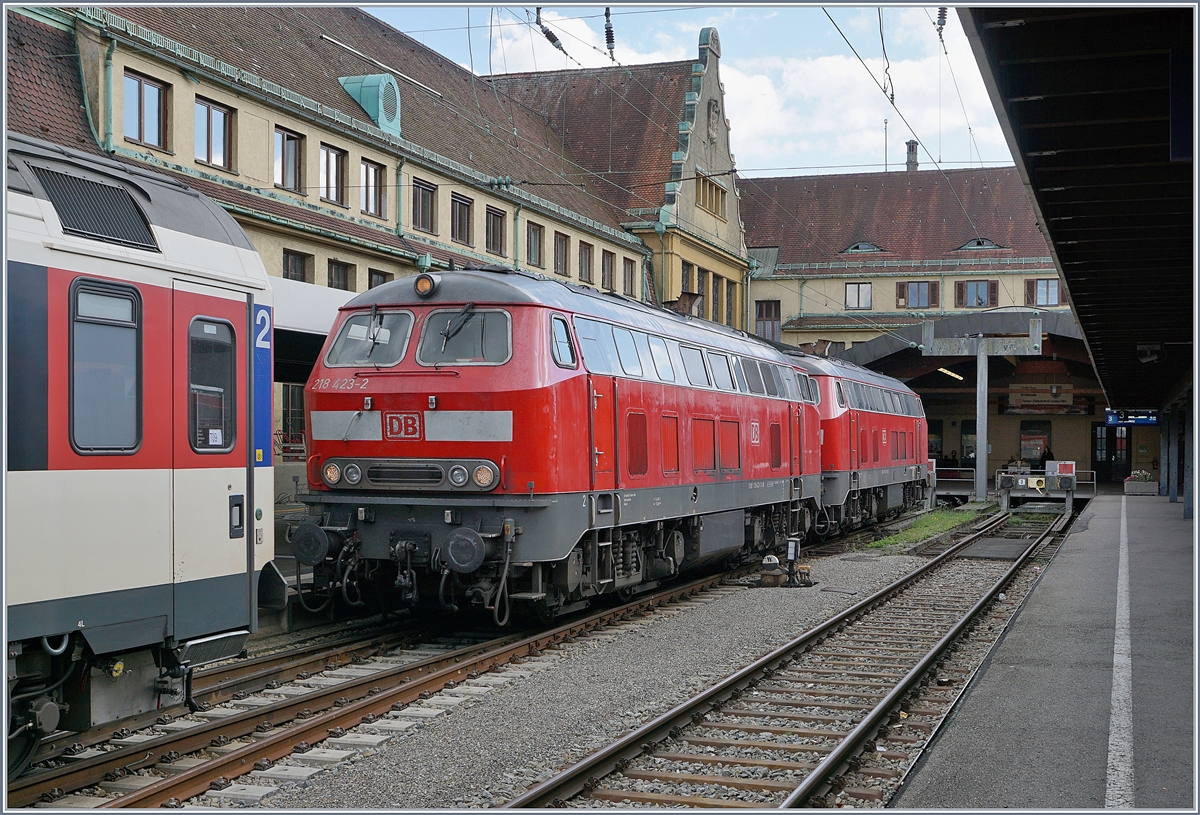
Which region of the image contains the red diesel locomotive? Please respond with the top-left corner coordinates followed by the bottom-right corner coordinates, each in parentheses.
top-left (293, 265), bottom-right (927, 623)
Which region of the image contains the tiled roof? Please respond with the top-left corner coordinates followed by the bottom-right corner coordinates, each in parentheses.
top-left (6, 12), bottom-right (103, 153)
top-left (739, 167), bottom-right (1052, 267)
top-left (102, 6), bottom-right (629, 232)
top-left (489, 62), bottom-right (693, 215)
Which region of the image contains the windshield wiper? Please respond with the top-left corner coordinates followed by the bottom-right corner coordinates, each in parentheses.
top-left (440, 302), bottom-right (476, 352)
top-left (365, 304), bottom-right (382, 359)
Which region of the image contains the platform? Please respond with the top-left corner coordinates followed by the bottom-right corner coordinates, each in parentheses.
top-left (893, 491), bottom-right (1193, 810)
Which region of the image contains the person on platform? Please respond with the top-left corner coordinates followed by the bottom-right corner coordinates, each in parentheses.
top-left (1038, 448), bottom-right (1054, 471)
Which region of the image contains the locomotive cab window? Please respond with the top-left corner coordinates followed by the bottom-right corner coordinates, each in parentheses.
top-left (418, 307), bottom-right (512, 366)
top-left (550, 315), bottom-right (577, 369)
top-left (326, 311), bottom-right (413, 367)
top-left (189, 319), bottom-right (236, 453)
top-left (71, 281), bottom-right (141, 453)
top-left (574, 317), bottom-right (619, 375)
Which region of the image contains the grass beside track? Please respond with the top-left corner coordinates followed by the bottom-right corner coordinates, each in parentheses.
top-left (865, 508), bottom-right (983, 549)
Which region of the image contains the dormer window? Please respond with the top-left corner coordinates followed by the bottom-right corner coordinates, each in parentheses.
top-left (957, 238), bottom-right (1002, 250)
top-left (844, 241), bottom-right (883, 253)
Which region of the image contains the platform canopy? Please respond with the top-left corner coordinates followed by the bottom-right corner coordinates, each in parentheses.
top-left (960, 8), bottom-right (1194, 410)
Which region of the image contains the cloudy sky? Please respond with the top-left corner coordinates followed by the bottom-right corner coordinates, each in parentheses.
top-left (367, 5), bottom-right (1013, 178)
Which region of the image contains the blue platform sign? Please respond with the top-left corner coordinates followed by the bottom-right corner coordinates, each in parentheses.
top-left (253, 303), bottom-right (274, 466)
top-left (1105, 409), bottom-right (1158, 426)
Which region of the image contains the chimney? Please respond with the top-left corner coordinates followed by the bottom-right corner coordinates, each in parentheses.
top-left (905, 140), bottom-right (919, 172)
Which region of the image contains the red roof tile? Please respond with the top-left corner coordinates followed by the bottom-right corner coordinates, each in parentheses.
top-left (739, 167), bottom-right (1052, 267)
top-left (489, 62), bottom-right (693, 214)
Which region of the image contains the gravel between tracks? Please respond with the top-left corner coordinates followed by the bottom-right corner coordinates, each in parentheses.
top-left (265, 553), bottom-right (924, 809)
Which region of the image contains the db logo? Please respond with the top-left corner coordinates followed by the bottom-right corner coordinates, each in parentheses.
top-left (385, 412), bottom-right (421, 440)
top-left (750, 422), bottom-right (761, 445)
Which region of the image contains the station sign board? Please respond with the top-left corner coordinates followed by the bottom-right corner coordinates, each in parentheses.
top-left (1105, 409), bottom-right (1159, 426)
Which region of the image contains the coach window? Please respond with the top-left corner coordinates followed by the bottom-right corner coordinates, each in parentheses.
top-left (680, 346), bottom-right (710, 387)
top-left (740, 357), bottom-right (765, 395)
top-left (708, 352), bottom-right (735, 391)
top-left (550, 315), bottom-right (577, 369)
top-left (612, 327), bottom-right (642, 377)
top-left (124, 71), bottom-right (166, 149)
top-left (326, 311), bottom-right (413, 367)
top-left (418, 308), bottom-right (512, 366)
top-left (648, 336), bottom-right (675, 382)
top-left (71, 282), bottom-right (141, 452)
top-left (188, 319), bottom-right (236, 453)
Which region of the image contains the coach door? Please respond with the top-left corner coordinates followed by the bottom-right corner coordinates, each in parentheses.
top-left (589, 374), bottom-right (617, 491)
top-left (171, 280), bottom-right (252, 640)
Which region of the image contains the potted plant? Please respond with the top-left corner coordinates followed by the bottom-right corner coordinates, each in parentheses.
top-left (1123, 469), bottom-right (1158, 495)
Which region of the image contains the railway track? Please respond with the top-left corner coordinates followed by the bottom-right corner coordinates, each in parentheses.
top-left (502, 511), bottom-right (1065, 809)
top-left (10, 572), bottom-right (745, 809)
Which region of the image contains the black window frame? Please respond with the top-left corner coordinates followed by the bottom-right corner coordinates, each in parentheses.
top-left (601, 250), bottom-right (616, 290)
top-left (451, 193), bottom-right (473, 246)
top-left (123, 70), bottom-right (166, 149)
top-left (485, 206), bottom-right (505, 255)
top-left (328, 260), bottom-right (353, 291)
top-left (554, 232), bottom-right (570, 277)
top-left (360, 158), bottom-right (386, 218)
top-left (69, 278), bottom-right (143, 455)
top-left (527, 221), bottom-right (545, 268)
top-left (845, 282), bottom-right (872, 310)
top-left (187, 316), bottom-right (237, 455)
top-left (756, 300), bottom-right (781, 342)
top-left (194, 96), bottom-right (232, 170)
top-left (368, 268), bottom-right (393, 289)
top-left (282, 249), bottom-right (310, 282)
top-left (319, 143), bottom-right (347, 206)
top-left (413, 178), bottom-right (437, 234)
top-left (623, 257), bottom-right (636, 297)
top-left (578, 241), bottom-right (594, 283)
top-left (273, 126), bottom-right (303, 192)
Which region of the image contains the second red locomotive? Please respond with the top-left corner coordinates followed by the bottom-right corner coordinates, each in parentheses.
top-left (293, 265), bottom-right (928, 623)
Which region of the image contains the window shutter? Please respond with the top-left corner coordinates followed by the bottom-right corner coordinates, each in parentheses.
top-left (896, 282), bottom-right (906, 308)
top-left (929, 281), bottom-right (939, 307)
top-left (988, 279), bottom-right (999, 307)
top-left (955, 281), bottom-right (966, 307)
top-left (1025, 279), bottom-right (1037, 306)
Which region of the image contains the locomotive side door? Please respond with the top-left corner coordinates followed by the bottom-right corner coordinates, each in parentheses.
top-left (171, 280), bottom-right (253, 641)
top-left (849, 410), bottom-right (859, 469)
top-left (793, 405), bottom-right (803, 474)
top-left (589, 374), bottom-right (617, 491)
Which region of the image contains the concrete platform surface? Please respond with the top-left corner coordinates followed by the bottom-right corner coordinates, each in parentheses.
top-left (894, 493), bottom-right (1193, 809)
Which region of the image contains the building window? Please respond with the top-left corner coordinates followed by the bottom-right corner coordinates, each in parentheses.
top-left (194, 98), bottom-right (231, 169)
top-left (412, 179), bottom-right (436, 233)
top-left (844, 241), bottom-right (883, 253)
top-left (957, 238), bottom-right (1001, 251)
top-left (451, 193), bottom-right (473, 245)
top-left (957, 279), bottom-right (997, 308)
top-left (282, 250), bottom-right (310, 283)
top-left (485, 206), bottom-right (505, 255)
top-left (281, 384), bottom-right (305, 441)
top-left (601, 250), bottom-right (615, 290)
top-left (845, 282), bottom-right (872, 310)
top-left (726, 280), bottom-right (736, 326)
top-left (1027, 278), bottom-right (1060, 306)
top-left (71, 281), bottom-right (141, 452)
top-left (897, 280), bottom-right (938, 309)
top-left (680, 261), bottom-right (694, 293)
top-left (328, 261), bottom-right (353, 291)
top-left (369, 269), bottom-right (392, 289)
top-left (360, 159), bottom-right (385, 217)
top-left (697, 268), bottom-right (709, 318)
top-left (578, 242), bottom-right (594, 283)
top-left (711, 274), bottom-right (723, 323)
top-left (123, 71), bottom-right (166, 149)
top-left (623, 257), bottom-right (637, 297)
top-left (527, 222), bottom-right (544, 268)
top-left (696, 172), bottom-right (727, 218)
top-left (554, 232), bottom-right (570, 276)
top-left (319, 144), bottom-right (347, 206)
top-left (273, 127), bottom-right (302, 192)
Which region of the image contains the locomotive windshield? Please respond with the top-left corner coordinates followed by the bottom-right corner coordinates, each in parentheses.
top-left (326, 310), bottom-right (413, 367)
top-left (417, 308), bottom-right (511, 365)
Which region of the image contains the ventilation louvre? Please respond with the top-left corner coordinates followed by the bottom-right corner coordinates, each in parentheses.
top-left (32, 167), bottom-right (158, 252)
top-left (339, 74), bottom-right (402, 137)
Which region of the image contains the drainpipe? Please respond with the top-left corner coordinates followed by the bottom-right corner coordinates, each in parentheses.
top-left (103, 37), bottom-right (116, 152)
top-left (654, 221), bottom-right (667, 305)
top-left (798, 278), bottom-right (807, 318)
top-left (512, 203), bottom-right (522, 271)
top-left (395, 157), bottom-right (405, 239)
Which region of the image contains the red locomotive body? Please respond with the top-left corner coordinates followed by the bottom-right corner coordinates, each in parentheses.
top-left (296, 265), bottom-right (927, 622)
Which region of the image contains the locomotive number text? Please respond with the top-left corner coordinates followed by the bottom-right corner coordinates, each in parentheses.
top-left (310, 377), bottom-right (370, 391)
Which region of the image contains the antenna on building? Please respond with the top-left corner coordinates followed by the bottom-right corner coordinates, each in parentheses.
top-left (604, 8), bottom-right (615, 61)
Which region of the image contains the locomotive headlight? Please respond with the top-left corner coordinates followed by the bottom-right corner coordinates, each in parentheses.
top-left (414, 273), bottom-right (441, 297)
top-left (344, 463), bottom-right (362, 485)
top-left (324, 462), bottom-right (342, 484)
top-left (472, 465), bottom-right (495, 488)
top-left (448, 465), bottom-right (470, 487)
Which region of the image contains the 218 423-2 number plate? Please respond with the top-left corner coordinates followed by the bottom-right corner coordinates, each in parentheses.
top-left (310, 377), bottom-right (369, 390)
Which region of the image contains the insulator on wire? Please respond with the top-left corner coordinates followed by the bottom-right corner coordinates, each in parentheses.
top-left (536, 6), bottom-right (566, 54)
top-left (604, 7), bottom-right (615, 60)
top-left (936, 7), bottom-right (947, 36)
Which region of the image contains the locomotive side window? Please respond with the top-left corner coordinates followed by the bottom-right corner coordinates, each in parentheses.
top-left (740, 356), bottom-right (765, 394)
top-left (550, 315), bottom-right (577, 369)
top-left (647, 336), bottom-right (675, 382)
top-left (810, 376), bottom-right (821, 405)
top-left (418, 308), bottom-right (511, 366)
top-left (574, 318), bottom-right (619, 375)
top-left (708, 352), bottom-right (736, 391)
top-left (189, 319), bottom-right (236, 453)
top-left (326, 311), bottom-right (413, 367)
top-left (632, 332), bottom-right (659, 381)
top-left (835, 381), bottom-right (846, 407)
top-left (760, 362), bottom-right (779, 397)
top-left (71, 282), bottom-right (141, 453)
top-left (612, 327), bottom-right (643, 377)
top-left (680, 346), bottom-right (710, 387)
top-left (730, 357), bottom-right (749, 392)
